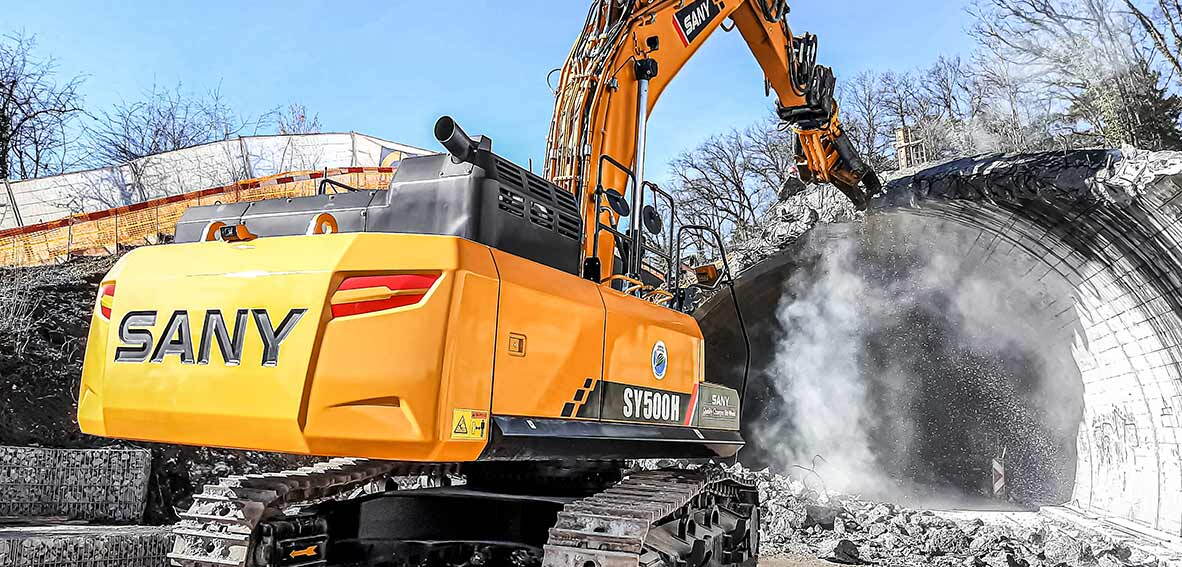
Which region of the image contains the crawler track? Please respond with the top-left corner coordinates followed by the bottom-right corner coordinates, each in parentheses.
top-left (544, 468), bottom-right (759, 567)
top-left (169, 459), bottom-right (451, 567)
top-left (170, 462), bottom-right (758, 567)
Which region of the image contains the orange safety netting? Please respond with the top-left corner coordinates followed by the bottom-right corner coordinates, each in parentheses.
top-left (0, 167), bottom-right (396, 268)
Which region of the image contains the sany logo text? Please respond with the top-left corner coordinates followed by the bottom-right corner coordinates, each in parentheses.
top-left (114, 309), bottom-right (306, 367)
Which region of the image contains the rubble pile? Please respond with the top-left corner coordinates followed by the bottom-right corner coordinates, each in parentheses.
top-left (719, 147), bottom-right (1182, 274)
top-left (750, 468), bottom-right (1167, 566)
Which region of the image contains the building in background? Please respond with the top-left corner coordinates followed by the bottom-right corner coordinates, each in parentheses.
top-left (894, 127), bottom-right (930, 170)
top-left (0, 133), bottom-right (429, 231)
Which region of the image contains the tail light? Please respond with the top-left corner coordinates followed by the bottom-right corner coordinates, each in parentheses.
top-left (97, 282), bottom-right (116, 319)
top-left (330, 274), bottom-right (440, 318)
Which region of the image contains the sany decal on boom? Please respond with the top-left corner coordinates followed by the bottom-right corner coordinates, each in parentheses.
top-left (673, 0), bottom-right (722, 46)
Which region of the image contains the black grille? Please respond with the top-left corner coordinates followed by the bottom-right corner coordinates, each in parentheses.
top-left (527, 176), bottom-right (553, 201)
top-left (491, 157), bottom-right (581, 243)
top-left (529, 202), bottom-right (555, 230)
top-left (496, 157), bottom-right (525, 191)
top-left (554, 190), bottom-right (578, 209)
top-left (499, 187), bottom-right (525, 218)
top-left (557, 213), bottom-right (581, 240)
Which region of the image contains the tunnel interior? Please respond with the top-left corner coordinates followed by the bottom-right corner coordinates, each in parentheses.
top-left (697, 150), bottom-right (1182, 534)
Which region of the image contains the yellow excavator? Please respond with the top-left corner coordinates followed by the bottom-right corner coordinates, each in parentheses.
top-left (77, 1), bottom-right (878, 566)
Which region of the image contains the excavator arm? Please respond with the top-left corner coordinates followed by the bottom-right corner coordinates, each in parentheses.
top-left (545, 0), bottom-right (881, 281)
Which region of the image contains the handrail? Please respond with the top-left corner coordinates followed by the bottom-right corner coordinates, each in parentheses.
top-left (674, 224), bottom-right (752, 414)
top-left (641, 180), bottom-right (677, 287)
top-left (591, 154), bottom-right (639, 277)
top-left (317, 178), bottom-right (363, 195)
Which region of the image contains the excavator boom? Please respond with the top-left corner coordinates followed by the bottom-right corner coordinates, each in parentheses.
top-left (546, 0), bottom-right (880, 281)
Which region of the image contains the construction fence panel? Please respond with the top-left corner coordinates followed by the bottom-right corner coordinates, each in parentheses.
top-left (0, 133), bottom-right (428, 232)
top-left (0, 168), bottom-right (397, 268)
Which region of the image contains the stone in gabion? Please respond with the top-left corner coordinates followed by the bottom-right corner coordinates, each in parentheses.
top-left (0, 526), bottom-right (172, 567)
top-left (0, 446), bottom-right (151, 523)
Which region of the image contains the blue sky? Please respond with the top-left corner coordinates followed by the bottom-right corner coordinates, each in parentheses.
top-left (5, 0), bottom-right (974, 182)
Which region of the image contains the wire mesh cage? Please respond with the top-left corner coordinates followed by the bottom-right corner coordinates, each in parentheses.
top-left (0, 447), bottom-right (151, 523)
top-left (0, 526), bottom-right (172, 567)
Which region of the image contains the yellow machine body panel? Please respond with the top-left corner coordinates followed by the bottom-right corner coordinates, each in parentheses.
top-left (79, 233), bottom-right (500, 461)
top-left (488, 249), bottom-right (607, 419)
top-left (78, 232), bottom-right (730, 462)
top-left (601, 287), bottom-right (704, 425)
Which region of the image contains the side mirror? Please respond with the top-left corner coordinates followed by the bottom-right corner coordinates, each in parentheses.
top-left (642, 205), bottom-right (663, 235)
top-left (602, 189), bottom-right (631, 217)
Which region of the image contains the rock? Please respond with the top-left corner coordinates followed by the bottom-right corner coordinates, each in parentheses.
top-left (1005, 553), bottom-right (1031, 567)
top-left (1041, 531), bottom-right (1084, 565)
top-left (874, 532), bottom-right (902, 550)
top-left (963, 518), bottom-right (985, 537)
top-left (866, 504), bottom-right (894, 524)
top-left (1097, 555), bottom-right (1126, 567)
top-left (1024, 526), bottom-right (1047, 546)
top-left (727, 464), bottom-right (1171, 565)
top-left (821, 539), bottom-right (865, 565)
top-left (803, 504), bottom-right (841, 530)
top-left (926, 527), bottom-right (970, 556)
top-left (1096, 543), bottom-right (1133, 565)
top-left (982, 552), bottom-right (1011, 567)
top-left (969, 525), bottom-right (1007, 553)
top-left (788, 478), bottom-right (808, 497)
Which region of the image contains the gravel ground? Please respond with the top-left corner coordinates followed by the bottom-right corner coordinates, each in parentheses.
top-left (748, 465), bottom-right (1178, 566)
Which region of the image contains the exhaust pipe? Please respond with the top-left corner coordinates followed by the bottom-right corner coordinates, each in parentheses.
top-left (434, 116), bottom-right (476, 163)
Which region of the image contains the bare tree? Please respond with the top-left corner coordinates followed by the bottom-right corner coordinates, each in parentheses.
top-left (744, 117), bottom-right (803, 199)
top-left (922, 57), bottom-right (975, 121)
top-left (77, 84), bottom-right (260, 209)
top-left (838, 70), bottom-right (893, 170)
top-left (276, 103), bottom-right (321, 135)
top-left (668, 127), bottom-right (778, 243)
top-left (880, 71), bottom-right (929, 132)
top-left (0, 33), bottom-right (84, 180)
top-left (666, 115), bottom-right (862, 259)
top-left (970, 0), bottom-right (1181, 148)
top-left (1121, 0), bottom-right (1182, 81)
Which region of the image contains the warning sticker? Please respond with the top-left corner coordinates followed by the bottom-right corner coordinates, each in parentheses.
top-left (451, 409), bottom-right (489, 440)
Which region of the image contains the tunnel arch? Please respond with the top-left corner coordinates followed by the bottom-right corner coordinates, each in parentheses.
top-left (698, 149), bottom-right (1182, 536)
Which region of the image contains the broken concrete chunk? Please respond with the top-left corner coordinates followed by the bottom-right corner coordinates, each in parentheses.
top-left (802, 504), bottom-right (842, 530)
top-left (821, 539), bottom-right (865, 565)
top-left (1040, 531), bottom-right (1085, 565)
top-left (866, 523), bottom-right (888, 538)
top-left (925, 527), bottom-right (970, 556)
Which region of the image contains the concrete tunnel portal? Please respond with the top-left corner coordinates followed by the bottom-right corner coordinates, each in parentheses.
top-left (695, 149), bottom-right (1182, 537)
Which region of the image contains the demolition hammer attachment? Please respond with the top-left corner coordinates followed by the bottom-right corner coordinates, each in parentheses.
top-left (778, 37), bottom-right (882, 209)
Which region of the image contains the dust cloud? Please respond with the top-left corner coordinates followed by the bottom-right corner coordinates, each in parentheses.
top-left (753, 216), bottom-right (1084, 507)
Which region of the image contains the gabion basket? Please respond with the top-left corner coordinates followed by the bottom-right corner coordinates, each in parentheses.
top-left (0, 447), bottom-right (151, 523)
top-left (0, 526), bottom-right (172, 567)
